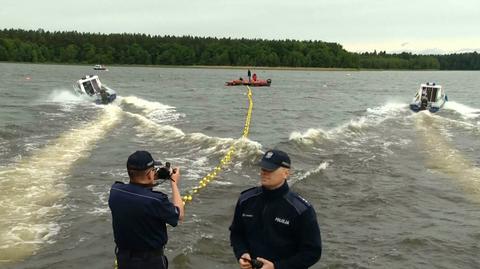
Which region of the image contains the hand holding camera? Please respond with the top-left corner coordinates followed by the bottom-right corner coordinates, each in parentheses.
top-left (240, 256), bottom-right (264, 269)
top-left (155, 162), bottom-right (180, 184)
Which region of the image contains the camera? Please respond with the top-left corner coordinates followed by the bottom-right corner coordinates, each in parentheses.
top-left (250, 258), bottom-right (263, 269)
top-left (241, 258), bottom-right (263, 269)
top-left (155, 162), bottom-right (176, 180)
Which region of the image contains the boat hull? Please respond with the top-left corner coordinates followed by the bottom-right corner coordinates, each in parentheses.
top-left (225, 79), bottom-right (271, 87)
top-left (410, 98), bottom-right (446, 113)
top-left (93, 64), bottom-right (108, 71)
top-left (95, 93), bottom-right (117, 104)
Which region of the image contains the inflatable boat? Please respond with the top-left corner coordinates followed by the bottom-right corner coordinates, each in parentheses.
top-left (226, 78), bottom-right (272, 87)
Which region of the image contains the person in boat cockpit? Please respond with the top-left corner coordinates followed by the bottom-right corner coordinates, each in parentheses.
top-left (99, 89), bottom-right (109, 104)
top-left (420, 96), bottom-right (428, 110)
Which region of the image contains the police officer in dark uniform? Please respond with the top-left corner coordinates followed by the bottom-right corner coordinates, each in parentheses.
top-left (109, 150), bottom-right (184, 269)
top-left (229, 149), bottom-right (322, 269)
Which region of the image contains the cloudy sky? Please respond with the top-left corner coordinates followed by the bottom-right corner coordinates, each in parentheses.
top-left (2, 0), bottom-right (479, 54)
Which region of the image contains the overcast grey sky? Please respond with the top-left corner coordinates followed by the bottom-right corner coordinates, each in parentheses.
top-left (2, 0), bottom-right (479, 54)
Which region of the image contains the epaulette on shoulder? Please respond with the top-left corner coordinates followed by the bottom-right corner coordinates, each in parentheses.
top-left (114, 181), bottom-right (124, 184)
top-left (285, 192), bottom-right (311, 215)
top-left (239, 186), bottom-right (262, 203)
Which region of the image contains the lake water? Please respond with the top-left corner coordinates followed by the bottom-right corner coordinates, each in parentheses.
top-left (0, 63), bottom-right (479, 268)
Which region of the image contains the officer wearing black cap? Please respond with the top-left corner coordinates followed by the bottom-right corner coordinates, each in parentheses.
top-left (109, 150), bottom-right (184, 269)
top-left (229, 149), bottom-right (322, 269)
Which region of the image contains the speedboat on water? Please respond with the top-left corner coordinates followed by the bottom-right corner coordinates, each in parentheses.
top-left (410, 82), bottom-right (448, 113)
top-left (73, 75), bottom-right (117, 104)
top-left (93, 64), bottom-right (108, 71)
top-left (225, 78), bottom-right (272, 87)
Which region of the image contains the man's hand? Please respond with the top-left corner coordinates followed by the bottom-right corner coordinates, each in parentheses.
top-left (170, 167), bottom-right (180, 184)
top-left (239, 253), bottom-right (253, 269)
top-left (169, 167), bottom-right (184, 221)
top-left (256, 257), bottom-right (274, 269)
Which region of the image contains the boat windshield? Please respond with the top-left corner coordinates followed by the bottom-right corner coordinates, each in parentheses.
top-left (82, 79), bottom-right (101, 95)
top-left (422, 87), bottom-right (439, 102)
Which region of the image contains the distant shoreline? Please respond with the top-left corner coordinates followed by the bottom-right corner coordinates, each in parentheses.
top-left (167, 65), bottom-right (360, 71)
top-left (2, 29), bottom-right (480, 70)
top-left (0, 61), bottom-right (358, 71)
top-left (0, 61), bottom-right (445, 71)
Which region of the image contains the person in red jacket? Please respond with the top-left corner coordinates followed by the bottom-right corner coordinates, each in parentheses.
top-left (252, 73), bottom-right (257, 82)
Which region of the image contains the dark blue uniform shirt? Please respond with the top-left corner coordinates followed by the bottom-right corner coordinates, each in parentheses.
top-left (109, 181), bottom-right (179, 251)
top-left (229, 182), bottom-right (322, 269)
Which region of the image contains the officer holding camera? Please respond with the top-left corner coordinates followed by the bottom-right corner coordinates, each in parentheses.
top-left (109, 150), bottom-right (184, 269)
top-left (229, 149), bottom-right (322, 269)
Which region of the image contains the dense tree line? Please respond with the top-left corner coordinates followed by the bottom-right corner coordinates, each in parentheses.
top-left (0, 29), bottom-right (479, 70)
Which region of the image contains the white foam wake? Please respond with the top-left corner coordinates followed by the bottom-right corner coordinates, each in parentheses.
top-left (289, 102), bottom-right (409, 143)
top-left (46, 89), bottom-right (84, 103)
top-left (292, 162), bottom-right (330, 185)
top-left (414, 114), bottom-right (480, 200)
top-left (443, 101), bottom-right (480, 119)
top-left (124, 110), bottom-right (186, 139)
top-left (125, 110), bottom-right (262, 171)
top-left (119, 95), bottom-right (184, 123)
top-left (0, 105), bottom-right (122, 264)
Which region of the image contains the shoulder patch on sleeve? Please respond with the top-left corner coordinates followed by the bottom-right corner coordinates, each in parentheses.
top-left (285, 192), bottom-right (311, 215)
top-left (239, 186), bottom-right (262, 204)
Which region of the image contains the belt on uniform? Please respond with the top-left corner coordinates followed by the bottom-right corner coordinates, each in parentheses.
top-left (116, 247), bottom-right (164, 258)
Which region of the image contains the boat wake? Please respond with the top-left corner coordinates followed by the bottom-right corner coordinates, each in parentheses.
top-left (0, 105), bottom-right (122, 264)
top-left (442, 101), bottom-right (480, 119)
top-left (46, 89), bottom-right (85, 103)
top-left (119, 96), bottom-right (184, 123)
top-left (414, 113), bottom-right (480, 200)
top-left (43, 89), bottom-right (99, 113)
top-left (292, 161), bottom-right (330, 185)
top-left (117, 96), bottom-right (262, 185)
top-left (289, 102), bottom-right (409, 144)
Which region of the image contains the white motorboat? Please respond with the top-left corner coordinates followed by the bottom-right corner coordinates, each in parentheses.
top-left (93, 64), bottom-right (108, 71)
top-left (410, 82), bottom-right (448, 113)
top-left (73, 75), bottom-right (117, 104)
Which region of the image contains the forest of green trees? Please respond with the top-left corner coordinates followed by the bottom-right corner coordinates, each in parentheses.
top-left (1, 29), bottom-right (479, 70)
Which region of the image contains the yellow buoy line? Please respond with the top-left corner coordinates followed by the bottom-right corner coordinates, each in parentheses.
top-left (182, 86), bottom-right (253, 204)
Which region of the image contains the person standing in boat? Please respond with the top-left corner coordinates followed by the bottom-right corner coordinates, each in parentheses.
top-left (420, 96), bottom-right (428, 110)
top-left (247, 69), bottom-right (252, 83)
top-left (109, 150), bottom-right (184, 269)
top-left (229, 149), bottom-right (322, 269)
top-left (99, 88), bottom-right (109, 104)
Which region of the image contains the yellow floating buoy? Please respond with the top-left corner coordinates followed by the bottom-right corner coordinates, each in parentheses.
top-left (182, 86), bottom-right (253, 205)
